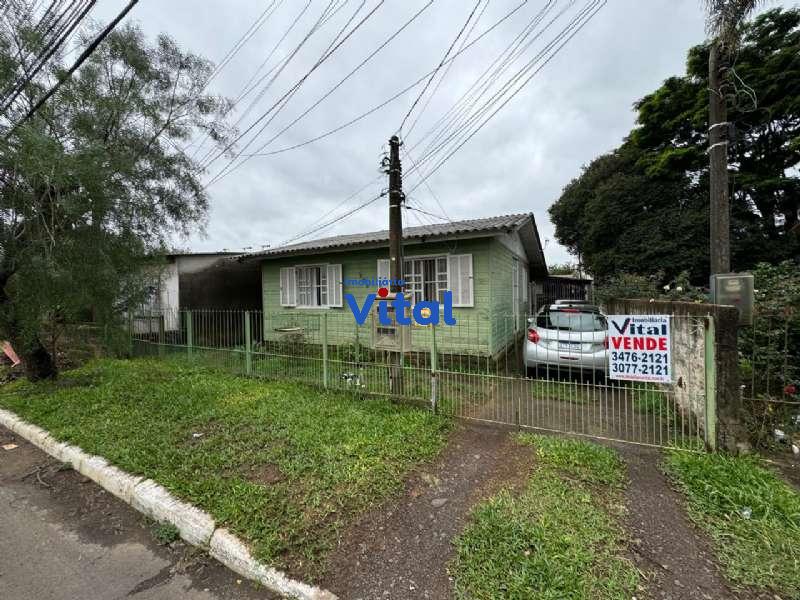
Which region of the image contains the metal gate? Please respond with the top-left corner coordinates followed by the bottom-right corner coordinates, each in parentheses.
top-left (432, 313), bottom-right (715, 451)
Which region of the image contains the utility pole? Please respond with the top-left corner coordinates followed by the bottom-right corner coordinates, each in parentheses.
top-left (388, 135), bottom-right (404, 292)
top-left (708, 41), bottom-right (731, 275)
top-left (387, 135), bottom-right (404, 395)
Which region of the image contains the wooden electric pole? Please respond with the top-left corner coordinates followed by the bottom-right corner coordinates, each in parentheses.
top-left (708, 41), bottom-right (731, 275)
top-left (388, 135), bottom-right (404, 291)
top-left (387, 135), bottom-right (404, 395)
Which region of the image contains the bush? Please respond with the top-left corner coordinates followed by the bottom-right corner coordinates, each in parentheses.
top-left (739, 261), bottom-right (800, 447)
top-left (593, 270), bottom-right (706, 306)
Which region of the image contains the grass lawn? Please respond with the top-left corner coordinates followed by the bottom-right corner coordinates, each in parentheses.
top-left (451, 434), bottom-right (639, 599)
top-left (158, 342), bottom-right (670, 415)
top-left (0, 356), bottom-right (449, 579)
top-left (664, 451), bottom-right (800, 597)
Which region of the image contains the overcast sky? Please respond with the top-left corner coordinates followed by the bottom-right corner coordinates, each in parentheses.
top-left (93, 0), bottom-right (790, 266)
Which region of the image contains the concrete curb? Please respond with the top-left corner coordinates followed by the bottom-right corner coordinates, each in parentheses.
top-left (0, 408), bottom-right (338, 600)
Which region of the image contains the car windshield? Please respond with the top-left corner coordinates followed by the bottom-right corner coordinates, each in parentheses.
top-left (536, 310), bottom-right (606, 332)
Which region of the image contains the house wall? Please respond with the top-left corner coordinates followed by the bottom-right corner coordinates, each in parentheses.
top-left (487, 237), bottom-right (529, 355)
top-left (179, 258), bottom-right (261, 310)
top-left (259, 238), bottom-right (494, 354)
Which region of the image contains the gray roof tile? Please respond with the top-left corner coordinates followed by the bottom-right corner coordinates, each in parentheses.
top-left (247, 213), bottom-right (532, 259)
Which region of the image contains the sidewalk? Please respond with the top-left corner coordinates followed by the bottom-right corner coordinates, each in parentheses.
top-left (0, 424), bottom-right (276, 600)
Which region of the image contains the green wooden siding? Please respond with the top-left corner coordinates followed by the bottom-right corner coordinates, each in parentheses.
top-left (260, 236), bottom-right (523, 356)
top-left (486, 238), bottom-right (529, 355)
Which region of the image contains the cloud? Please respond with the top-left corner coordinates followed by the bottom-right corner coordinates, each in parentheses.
top-left (92, 0), bottom-right (785, 266)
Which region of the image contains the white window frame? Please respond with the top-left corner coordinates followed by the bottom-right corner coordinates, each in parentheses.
top-left (403, 255), bottom-right (448, 306)
top-left (296, 264), bottom-right (327, 308)
top-left (378, 253), bottom-right (473, 308)
top-left (282, 263), bottom-right (342, 309)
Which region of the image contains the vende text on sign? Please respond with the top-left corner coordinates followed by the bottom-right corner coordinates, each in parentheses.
top-left (607, 315), bottom-right (672, 383)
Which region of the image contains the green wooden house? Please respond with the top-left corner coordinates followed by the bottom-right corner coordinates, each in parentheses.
top-left (245, 214), bottom-right (547, 358)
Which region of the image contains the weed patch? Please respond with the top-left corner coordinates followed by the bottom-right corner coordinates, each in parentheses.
top-left (664, 451), bottom-right (800, 596)
top-left (451, 434), bottom-right (638, 599)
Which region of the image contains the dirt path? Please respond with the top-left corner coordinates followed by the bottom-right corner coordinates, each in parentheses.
top-left (321, 422), bottom-right (531, 600)
top-left (613, 442), bottom-right (754, 600)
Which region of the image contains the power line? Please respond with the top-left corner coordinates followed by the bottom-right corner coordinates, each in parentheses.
top-left (408, 0), bottom-right (607, 193)
top-left (183, 0), bottom-right (290, 160)
top-left (407, 0), bottom-right (567, 171)
top-left (397, 0), bottom-right (482, 135)
top-left (406, 0), bottom-right (557, 158)
top-left (4, 0), bottom-right (138, 136)
top-left (405, 203), bottom-right (448, 223)
top-left (277, 190), bottom-right (385, 247)
top-left (203, 0), bottom-right (387, 187)
top-left (285, 173), bottom-right (383, 241)
top-left (402, 145), bottom-right (450, 221)
top-left (200, 0), bottom-right (350, 170)
top-left (241, 0), bottom-right (530, 159)
top-left (233, 0), bottom-right (311, 105)
top-left (220, 1), bottom-right (434, 173)
top-left (403, 0), bottom-right (489, 140)
top-left (192, 0), bottom-right (338, 164)
top-left (0, 0), bottom-right (95, 114)
top-left (407, 0), bottom-right (598, 174)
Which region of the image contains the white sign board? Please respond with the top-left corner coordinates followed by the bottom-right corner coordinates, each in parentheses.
top-left (607, 315), bottom-right (672, 383)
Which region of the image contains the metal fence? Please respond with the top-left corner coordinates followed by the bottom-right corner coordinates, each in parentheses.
top-left (130, 309), bottom-right (712, 450)
top-left (739, 310), bottom-right (800, 444)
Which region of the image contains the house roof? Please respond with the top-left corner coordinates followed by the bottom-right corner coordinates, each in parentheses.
top-left (242, 213), bottom-right (548, 276)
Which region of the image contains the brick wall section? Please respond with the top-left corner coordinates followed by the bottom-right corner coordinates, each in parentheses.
top-left (607, 299), bottom-right (748, 451)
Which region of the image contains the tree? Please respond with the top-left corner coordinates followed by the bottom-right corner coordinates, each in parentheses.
top-left (0, 19), bottom-right (234, 380)
top-left (550, 8), bottom-right (800, 284)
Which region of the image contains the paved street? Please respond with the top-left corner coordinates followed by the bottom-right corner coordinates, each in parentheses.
top-left (0, 425), bottom-right (275, 600)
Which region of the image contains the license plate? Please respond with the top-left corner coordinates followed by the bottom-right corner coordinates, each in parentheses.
top-left (558, 341), bottom-right (581, 352)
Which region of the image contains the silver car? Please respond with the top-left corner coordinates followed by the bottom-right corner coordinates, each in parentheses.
top-left (523, 302), bottom-right (608, 378)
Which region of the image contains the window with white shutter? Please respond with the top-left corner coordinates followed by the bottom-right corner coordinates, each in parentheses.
top-left (327, 264), bottom-right (343, 307)
top-left (279, 267), bottom-right (296, 307)
top-left (447, 254), bottom-right (473, 307)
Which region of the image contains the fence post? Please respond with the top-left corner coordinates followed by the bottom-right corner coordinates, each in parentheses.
top-left (127, 312), bottom-right (134, 357)
top-left (430, 323), bottom-right (438, 412)
top-left (186, 311), bottom-right (193, 358)
top-left (322, 312), bottom-right (329, 389)
top-left (244, 311), bottom-right (252, 376)
top-left (157, 312), bottom-right (165, 357)
top-left (704, 315), bottom-right (717, 451)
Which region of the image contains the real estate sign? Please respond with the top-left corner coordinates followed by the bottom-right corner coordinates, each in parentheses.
top-left (607, 315), bottom-right (672, 383)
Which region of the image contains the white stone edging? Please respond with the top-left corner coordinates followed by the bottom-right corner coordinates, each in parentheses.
top-left (0, 408), bottom-right (337, 600)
